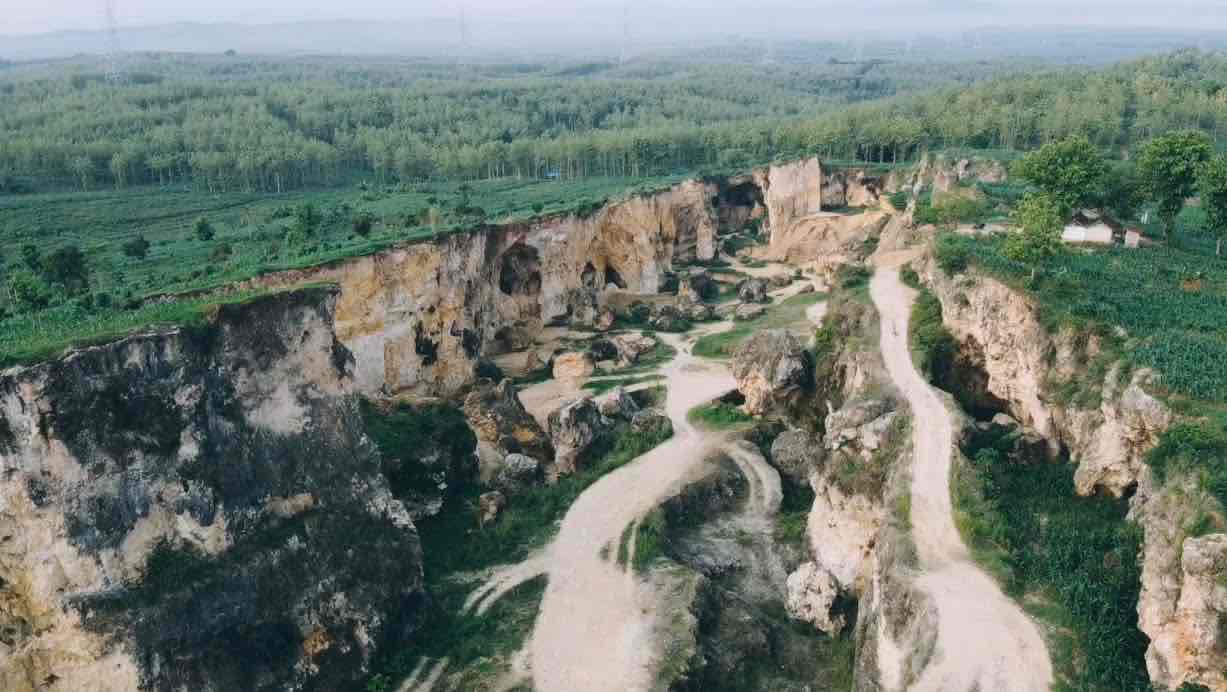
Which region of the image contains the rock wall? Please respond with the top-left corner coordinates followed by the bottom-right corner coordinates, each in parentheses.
top-left (0, 289), bottom-right (424, 692)
top-left (916, 249), bottom-right (1227, 691)
top-left (241, 179), bottom-right (731, 398)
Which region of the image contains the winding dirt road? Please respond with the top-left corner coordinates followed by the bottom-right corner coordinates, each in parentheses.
top-left (870, 256), bottom-right (1053, 692)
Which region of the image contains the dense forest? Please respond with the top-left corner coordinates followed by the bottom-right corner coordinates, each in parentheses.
top-left (0, 53), bottom-right (1049, 193)
top-left (3, 50), bottom-right (1227, 195)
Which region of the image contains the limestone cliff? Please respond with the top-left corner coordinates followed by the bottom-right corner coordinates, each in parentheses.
top-left (0, 289), bottom-right (426, 692)
top-left (916, 248), bottom-right (1227, 691)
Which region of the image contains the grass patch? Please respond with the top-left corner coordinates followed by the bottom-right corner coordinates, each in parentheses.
top-left (909, 288), bottom-right (958, 384)
top-left (0, 284), bottom-right (329, 369)
top-left (687, 401), bottom-right (754, 430)
top-left (941, 231), bottom-right (1227, 402)
top-left (953, 426), bottom-right (1150, 691)
top-left (582, 373), bottom-right (665, 395)
top-left (692, 292), bottom-right (824, 359)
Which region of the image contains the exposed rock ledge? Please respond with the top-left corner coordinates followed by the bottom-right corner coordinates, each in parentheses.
top-left (0, 289), bottom-right (423, 692)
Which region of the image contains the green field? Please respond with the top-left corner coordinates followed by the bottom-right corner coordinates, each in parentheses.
top-left (940, 232), bottom-right (1227, 402)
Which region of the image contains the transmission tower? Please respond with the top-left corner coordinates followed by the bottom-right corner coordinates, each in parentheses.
top-left (103, 0), bottom-right (124, 82)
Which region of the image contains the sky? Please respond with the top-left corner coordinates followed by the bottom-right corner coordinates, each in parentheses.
top-left (8, 0), bottom-right (1227, 37)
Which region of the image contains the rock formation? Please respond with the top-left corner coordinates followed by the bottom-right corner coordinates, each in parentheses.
top-left (732, 331), bottom-right (813, 416)
top-left (0, 289), bottom-right (425, 692)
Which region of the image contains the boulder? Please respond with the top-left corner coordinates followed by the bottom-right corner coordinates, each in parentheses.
top-left (594, 306), bottom-right (617, 332)
top-left (650, 304), bottom-right (691, 332)
top-left (682, 268), bottom-right (721, 301)
top-left (737, 278), bottom-right (769, 304)
top-left (733, 303), bottom-right (767, 321)
top-left (611, 333), bottom-right (658, 365)
top-left (596, 385), bottom-right (640, 420)
top-left (553, 351), bottom-right (596, 380)
top-left (630, 409), bottom-right (674, 438)
top-left (785, 562), bottom-right (845, 635)
top-left (731, 330), bottom-right (812, 416)
top-left (770, 429), bottom-right (825, 484)
top-left (548, 397), bottom-right (610, 474)
top-left (769, 274), bottom-right (793, 289)
top-left (682, 301), bottom-right (716, 322)
top-left (797, 283), bottom-right (816, 295)
top-left (589, 338), bottom-right (619, 363)
top-left (495, 454), bottom-right (543, 493)
top-left (825, 397), bottom-right (898, 459)
top-left (479, 491), bottom-right (506, 526)
top-left (461, 378), bottom-right (555, 464)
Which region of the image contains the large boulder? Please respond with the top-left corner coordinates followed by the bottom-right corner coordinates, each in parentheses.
top-left (495, 453), bottom-right (543, 493)
top-left (596, 385), bottom-right (640, 420)
top-left (553, 351), bottom-right (596, 380)
top-left (824, 397), bottom-right (898, 459)
top-left (770, 428), bottom-right (825, 484)
top-left (610, 333), bottom-right (657, 365)
top-left (650, 304), bottom-right (691, 332)
top-left (630, 409), bottom-right (674, 438)
top-left (737, 278), bottom-right (769, 304)
top-left (785, 562), bottom-right (846, 635)
top-left (547, 397), bottom-right (610, 474)
top-left (731, 330), bottom-right (813, 416)
top-left (462, 378), bottom-right (555, 466)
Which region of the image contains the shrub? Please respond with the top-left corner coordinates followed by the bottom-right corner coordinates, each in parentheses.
top-left (193, 217), bottom-right (215, 242)
top-left (910, 289), bottom-right (957, 382)
top-left (122, 235), bottom-right (151, 259)
top-left (352, 211), bottom-right (376, 237)
top-left (934, 233), bottom-right (970, 274)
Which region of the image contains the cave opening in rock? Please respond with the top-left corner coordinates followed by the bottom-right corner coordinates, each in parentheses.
top-left (498, 243), bottom-right (543, 297)
top-left (715, 180), bottom-right (766, 232)
top-left (932, 335), bottom-right (1011, 421)
top-left (604, 265), bottom-right (627, 290)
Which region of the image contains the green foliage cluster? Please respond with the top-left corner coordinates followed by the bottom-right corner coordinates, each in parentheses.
top-left (953, 428), bottom-right (1150, 691)
top-left (1145, 421), bottom-right (1227, 508)
top-left (1138, 130), bottom-right (1215, 242)
top-left (1004, 192), bottom-right (1064, 273)
top-left (944, 232), bottom-right (1227, 401)
top-left (909, 289), bottom-right (958, 383)
top-left (914, 195), bottom-right (991, 227)
top-left (686, 401), bottom-right (754, 429)
top-left (1011, 136), bottom-right (1108, 212)
top-left (691, 292), bottom-right (825, 359)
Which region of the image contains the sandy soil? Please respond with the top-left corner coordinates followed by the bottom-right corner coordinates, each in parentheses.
top-left (528, 326), bottom-right (738, 692)
top-left (869, 256), bottom-right (1053, 692)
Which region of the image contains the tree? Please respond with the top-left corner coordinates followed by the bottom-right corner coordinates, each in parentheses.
top-left (352, 211), bottom-right (375, 238)
top-left (122, 235), bottom-right (151, 259)
top-left (1098, 162), bottom-right (1143, 224)
top-left (1012, 136), bottom-right (1107, 214)
top-left (1137, 130), bottom-right (1214, 244)
top-left (194, 217), bottom-right (215, 242)
top-left (5, 270), bottom-right (50, 313)
top-left (1197, 154), bottom-right (1227, 256)
top-left (41, 245), bottom-right (91, 294)
top-left (1005, 193), bottom-right (1064, 279)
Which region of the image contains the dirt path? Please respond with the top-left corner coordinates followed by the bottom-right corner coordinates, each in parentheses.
top-left (869, 258), bottom-right (1052, 692)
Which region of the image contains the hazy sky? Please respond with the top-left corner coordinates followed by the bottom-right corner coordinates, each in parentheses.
top-left (8, 0), bottom-right (1227, 36)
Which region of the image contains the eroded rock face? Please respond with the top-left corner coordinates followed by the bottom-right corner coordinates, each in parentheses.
top-left (922, 257), bottom-right (1171, 497)
top-left (770, 429), bottom-right (825, 484)
top-left (552, 352), bottom-right (596, 381)
top-left (732, 331), bottom-right (813, 416)
top-left (737, 278), bottom-right (769, 304)
top-left (546, 397), bottom-right (609, 474)
top-left (0, 289), bottom-right (423, 692)
top-left (461, 377), bottom-right (554, 476)
top-left (786, 562), bottom-right (846, 635)
top-left (494, 454), bottom-right (543, 494)
top-left (1144, 533), bottom-right (1227, 691)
